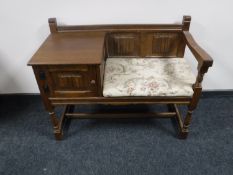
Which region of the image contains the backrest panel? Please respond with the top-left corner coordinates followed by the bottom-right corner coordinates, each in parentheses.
top-left (107, 32), bottom-right (140, 57)
top-left (106, 31), bottom-right (184, 58)
top-left (142, 32), bottom-right (183, 57)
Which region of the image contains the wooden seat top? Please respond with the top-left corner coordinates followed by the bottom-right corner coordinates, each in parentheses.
top-left (28, 32), bottom-right (105, 65)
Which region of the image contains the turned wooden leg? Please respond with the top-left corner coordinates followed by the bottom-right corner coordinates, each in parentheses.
top-left (54, 130), bottom-right (63, 140)
top-left (179, 86), bottom-right (202, 139)
top-left (167, 104), bottom-right (188, 139)
top-left (176, 107), bottom-right (194, 139)
top-left (49, 111), bottom-right (63, 140)
top-left (48, 105), bottom-right (75, 140)
top-left (178, 64), bottom-right (210, 139)
top-left (179, 110), bottom-right (193, 139)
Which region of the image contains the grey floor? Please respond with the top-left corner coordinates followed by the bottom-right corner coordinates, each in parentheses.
top-left (0, 95), bottom-right (233, 175)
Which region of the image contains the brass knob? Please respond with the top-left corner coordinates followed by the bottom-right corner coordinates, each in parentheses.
top-left (90, 80), bottom-right (96, 84)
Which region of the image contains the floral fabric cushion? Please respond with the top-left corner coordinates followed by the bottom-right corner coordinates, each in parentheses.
top-left (103, 58), bottom-right (196, 97)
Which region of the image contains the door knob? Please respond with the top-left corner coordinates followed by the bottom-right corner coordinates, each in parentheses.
top-left (90, 80), bottom-right (96, 84)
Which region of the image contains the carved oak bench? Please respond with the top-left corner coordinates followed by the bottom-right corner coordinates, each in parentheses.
top-left (28, 16), bottom-right (213, 140)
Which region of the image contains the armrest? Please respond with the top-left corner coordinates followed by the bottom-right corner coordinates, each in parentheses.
top-left (183, 31), bottom-right (213, 68)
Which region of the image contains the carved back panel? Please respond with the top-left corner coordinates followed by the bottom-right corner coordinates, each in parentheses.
top-left (106, 31), bottom-right (184, 58)
top-left (142, 32), bottom-right (183, 57)
top-left (107, 32), bottom-right (140, 57)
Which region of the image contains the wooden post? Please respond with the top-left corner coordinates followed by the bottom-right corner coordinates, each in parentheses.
top-left (182, 16), bottom-right (191, 31)
top-left (48, 18), bottom-right (58, 33)
top-left (180, 63), bottom-right (209, 139)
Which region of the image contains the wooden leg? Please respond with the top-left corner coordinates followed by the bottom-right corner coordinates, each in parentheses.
top-left (54, 130), bottom-right (63, 140)
top-left (47, 105), bottom-right (75, 140)
top-left (167, 103), bottom-right (195, 139)
top-left (178, 86), bottom-right (202, 139)
top-left (167, 104), bottom-right (188, 139)
top-left (178, 131), bottom-right (188, 139)
top-left (49, 111), bottom-right (63, 140)
top-left (179, 110), bottom-right (193, 139)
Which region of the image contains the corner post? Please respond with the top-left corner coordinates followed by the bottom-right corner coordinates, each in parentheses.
top-left (48, 18), bottom-right (58, 33)
top-left (178, 15), bottom-right (193, 139)
top-left (177, 15), bottom-right (192, 58)
top-left (182, 16), bottom-right (191, 31)
top-left (180, 63), bottom-right (209, 139)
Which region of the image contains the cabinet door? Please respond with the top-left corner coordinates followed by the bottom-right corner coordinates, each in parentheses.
top-left (35, 65), bottom-right (99, 98)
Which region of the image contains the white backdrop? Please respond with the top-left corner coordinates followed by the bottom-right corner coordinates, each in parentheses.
top-left (0, 0), bottom-right (232, 93)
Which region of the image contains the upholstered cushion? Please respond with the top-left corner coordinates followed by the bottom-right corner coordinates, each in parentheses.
top-left (103, 58), bottom-right (196, 97)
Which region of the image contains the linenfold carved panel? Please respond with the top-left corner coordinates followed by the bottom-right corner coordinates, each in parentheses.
top-left (143, 32), bottom-right (180, 57)
top-left (152, 33), bottom-right (177, 54)
top-left (107, 32), bottom-right (183, 58)
top-left (48, 66), bottom-right (96, 91)
top-left (56, 72), bottom-right (85, 89)
top-left (107, 33), bottom-right (140, 57)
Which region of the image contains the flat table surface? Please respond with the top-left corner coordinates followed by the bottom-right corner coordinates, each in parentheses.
top-left (28, 32), bottom-right (105, 65)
